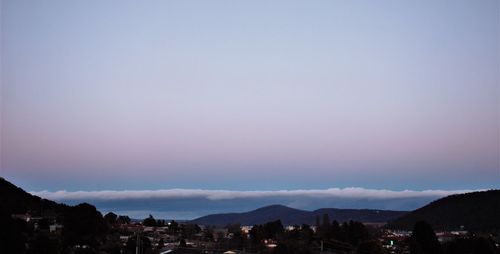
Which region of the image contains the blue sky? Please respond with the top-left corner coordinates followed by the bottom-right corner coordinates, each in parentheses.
top-left (1, 0), bottom-right (499, 194)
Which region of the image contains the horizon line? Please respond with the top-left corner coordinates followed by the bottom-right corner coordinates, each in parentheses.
top-left (30, 187), bottom-right (490, 201)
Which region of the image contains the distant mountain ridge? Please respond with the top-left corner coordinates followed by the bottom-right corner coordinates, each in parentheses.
top-left (190, 204), bottom-right (407, 226)
top-left (387, 189), bottom-right (500, 232)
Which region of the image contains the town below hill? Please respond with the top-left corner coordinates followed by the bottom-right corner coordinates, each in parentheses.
top-left (1, 177), bottom-right (499, 254)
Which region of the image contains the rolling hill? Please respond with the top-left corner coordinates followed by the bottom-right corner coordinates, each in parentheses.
top-left (190, 204), bottom-right (407, 226)
top-left (0, 177), bottom-right (68, 215)
top-left (387, 190), bottom-right (500, 232)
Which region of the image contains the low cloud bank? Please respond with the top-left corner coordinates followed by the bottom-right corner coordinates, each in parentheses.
top-left (30, 187), bottom-right (483, 201)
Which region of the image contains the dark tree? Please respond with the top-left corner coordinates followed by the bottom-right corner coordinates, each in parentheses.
top-left (104, 212), bottom-right (118, 225)
top-left (410, 221), bottom-right (442, 254)
top-left (228, 230), bottom-right (245, 249)
top-left (179, 238), bottom-right (187, 247)
top-left (299, 224), bottom-right (314, 243)
top-left (157, 238), bottom-right (164, 249)
top-left (357, 240), bottom-right (385, 254)
top-left (315, 215), bottom-right (321, 231)
top-left (37, 218), bottom-right (50, 230)
top-left (249, 225), bottom-right (264, 246)
top-left (248, 219), bottom-right (285, 252)
top-left (0, 209), bottom-right (28, 254)
top-left (322, 213), bottom-right (331, 228)
top-left (156, 219), bottom-right (165, 227)
top-left (100, 232), bottom-right (122, 254)
top-left (28, 234), bottom-right (60, 254)
top-left (317, 213), bottom-right (331, 239)
top-left (226, 223), bottom-right (242, 234)
top-left (263, 220), bottom-right (284, 239)
top-left (330, 220), bottom-right (342, 240)
top-left (273, 243), bottom-right (290, 254)
top-left (202, 226), bottom-right (215, 241)
top-left (117, 215), bottom-right (131, 224)
top-left (168, 220), bottom-right (179, 234)
top-left (181, 223), bottom-right (201, 239)
top-left (62, 203), bottom-right (107, 252)
top-left (343, 220), bottom-right (370, 246)
top-left (142, 214), bottom-right (157, 227)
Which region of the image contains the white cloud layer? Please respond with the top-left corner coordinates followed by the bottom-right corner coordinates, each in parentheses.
top-left (30, 188), bottom-right (484, 201)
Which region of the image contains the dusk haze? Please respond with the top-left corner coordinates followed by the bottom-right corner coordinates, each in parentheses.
top-left (0, 1), bottom-right (499, 253)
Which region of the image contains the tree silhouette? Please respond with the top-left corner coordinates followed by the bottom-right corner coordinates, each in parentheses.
top-left (357, 240), bottom-right (385, 254)
top-left (179, 238), bottom-right (187, 247)
top-left (343, 220), bottom-right (370, 246)
top-left (330, 220), bottom-right (342, 240)
top-left (0, 209), bottom-right (28, 254)
top-left (410, 221), bottom-right (442, 254)
top-left (104, 212), bottom-right (118, 225)
top-left (157, 238), bottom-right (164, 249)
top-left (62, 203), bottom-right (107, 252)
top-left (168, 220), bottom-right (179, 234)
top-left (142, 214), bottom-right (157, 227)
top-left (117, 215), bottom-right (131, 224)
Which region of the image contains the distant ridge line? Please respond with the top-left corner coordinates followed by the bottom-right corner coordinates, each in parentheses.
top-left (190, 204), bottom-right (407, 226)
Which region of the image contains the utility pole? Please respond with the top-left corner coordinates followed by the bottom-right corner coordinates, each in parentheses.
top-left (320, 240), bottom-right (323, 253)
top-left (136, 232), bottom-right (140, 254)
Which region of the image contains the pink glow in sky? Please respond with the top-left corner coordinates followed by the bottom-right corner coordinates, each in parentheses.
top-left (1, 0), bottom-right (499, 191)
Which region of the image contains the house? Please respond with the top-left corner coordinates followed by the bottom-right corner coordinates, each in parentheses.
top-left (49, 224), bottom-right (63, 233)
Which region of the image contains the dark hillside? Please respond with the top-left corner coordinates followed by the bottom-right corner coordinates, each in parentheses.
top-left (388, 190), bottom-right (500, 232)
top-left (0, 177), bottom-right (68, 215)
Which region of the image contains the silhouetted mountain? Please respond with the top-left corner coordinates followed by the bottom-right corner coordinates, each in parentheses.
top-left (190, 204), bottom-right (407, 226)
top-left (191, 205), bottom-right (307, 226)
top-left (0, 178), bottom-right (108, 253)
top-left (0, 177), bottom-right (67, 215)
top-left (387, 190), bottom-right (500, 232)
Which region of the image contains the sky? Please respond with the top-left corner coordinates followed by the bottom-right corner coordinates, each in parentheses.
top-left (1, 0), bottom-right (499, 201)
